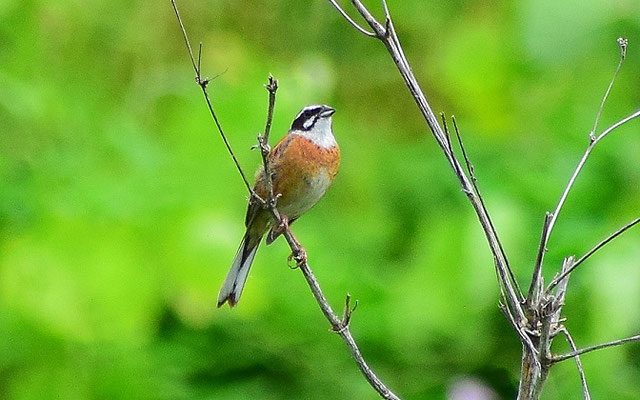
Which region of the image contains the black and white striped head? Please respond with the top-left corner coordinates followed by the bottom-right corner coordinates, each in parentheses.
top-left (289, 105), bottom-right (337, 149)
top-left (291, 105), bottom-right (335, 131)
top-left (290, 105), bottom-right (337, 149)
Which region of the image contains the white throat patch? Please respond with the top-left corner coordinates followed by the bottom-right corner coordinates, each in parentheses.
top-left (292, 116), bottom-right (337, 149)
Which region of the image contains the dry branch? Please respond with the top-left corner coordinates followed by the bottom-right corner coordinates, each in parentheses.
top-left (328, 2), bottom-right (640, 399)
top-left (329, 0), bottom-right (526, 326)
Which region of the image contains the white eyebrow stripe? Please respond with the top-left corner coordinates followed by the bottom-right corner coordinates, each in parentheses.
top-left (296, 106), bottom-right (321, 120)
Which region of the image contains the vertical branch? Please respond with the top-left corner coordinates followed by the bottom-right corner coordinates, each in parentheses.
top-left (528, 213), bottom-right (552, 306)
top-left (257, 76), bottom-right (279, 206)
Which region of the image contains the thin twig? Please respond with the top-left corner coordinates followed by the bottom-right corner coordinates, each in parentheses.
top-left (350, 0), bottom-right (387, 37)
top-left (262, 75), bottom-right (278, 142)
top-left (171, 0), bottom-right (198, 74)
top-left (528, 213), bottom-right (552, 305)
top-left (552, 334), bottom-right (640, 363)
top-left (590, 38), bottom-right (628, 139)
top-left (535, 39), bottom-right (631, 279)
top-left (547, 217), bottom-right (640, 292)
top-left (595, 109), bottom-right (640, 141)
top-left (327, 0), bottom-right (376, 37)
top-left (559, 327), bottom-right (591, 400)
top-left (258, 76), bottom-right (279, 206)
top-left (440, 113), bottom-right (453, 154)
top-left (170, 0), bottom-right (256, 196)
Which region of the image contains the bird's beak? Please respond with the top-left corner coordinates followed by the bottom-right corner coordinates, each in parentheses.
top-left (320, 106), bottom-right (335, 117)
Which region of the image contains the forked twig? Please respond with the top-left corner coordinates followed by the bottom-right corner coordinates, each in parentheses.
top-left (535, 38), bottom-right (632, 280)
top-left (258, 92), bottom-right (400, 400)
top-left (499, 303), bottom-right (541, 369)
top-left (327, 0), bottom-right (376, 37)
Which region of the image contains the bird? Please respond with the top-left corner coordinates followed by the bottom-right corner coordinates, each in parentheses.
top-left (217, 104), bottom-right (340, 308)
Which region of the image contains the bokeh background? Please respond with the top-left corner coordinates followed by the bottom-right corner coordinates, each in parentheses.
top-left (1, 0), bottom-right (640, 398)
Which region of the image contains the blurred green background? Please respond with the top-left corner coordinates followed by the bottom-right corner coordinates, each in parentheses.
top-left (1, 0), bottom-right (640, 398)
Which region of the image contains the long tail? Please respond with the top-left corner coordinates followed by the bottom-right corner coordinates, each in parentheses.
top-left (217, 233), bottom-right (262, 307)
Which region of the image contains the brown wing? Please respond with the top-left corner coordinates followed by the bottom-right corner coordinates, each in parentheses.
top-left (244, 133), bottom-right (296, 227)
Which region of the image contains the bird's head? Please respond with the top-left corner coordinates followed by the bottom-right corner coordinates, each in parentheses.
top-left (290, 105), bottom-right (336, 148)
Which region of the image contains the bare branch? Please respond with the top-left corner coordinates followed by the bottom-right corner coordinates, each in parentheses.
top-left (552, 334), bottom-right (640, 363)
top-left (547, 217), bottom-right (640, 292)
top-left (559, 327), bottom-right (591, 400)
top-left (327, 0), bottom-right (376, 37)
top-left (535, 106), bottom-right (640, 291)
top-left (535, 39), bottom-right (633, 279)
top-left (330, 4), bottom-right (639, 398)
top-left (335, 0), bottom-right (526, 323)
top-left (350, 0), bottom-right (387, 37)
top-left (282, 230), bottom-right (401, 400)
top-left (596, 108), bottom-right (640, 140)
top-left (170, 0), bottom-right (256, 197)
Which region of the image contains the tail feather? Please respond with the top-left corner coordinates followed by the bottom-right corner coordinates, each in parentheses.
top-left (217, 234), bottom-right (261, 307)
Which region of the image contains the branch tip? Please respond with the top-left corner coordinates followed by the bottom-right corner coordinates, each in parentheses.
top-left (617, 37), bottom-right (628, 59)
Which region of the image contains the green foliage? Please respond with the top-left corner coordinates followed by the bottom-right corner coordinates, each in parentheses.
top-left (1, 0), bottom-right (639, 398)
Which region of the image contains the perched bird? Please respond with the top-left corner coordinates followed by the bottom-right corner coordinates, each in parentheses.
top-left (217, 105), bottom-right (340, 307)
